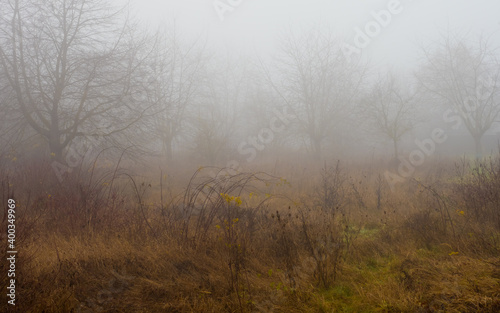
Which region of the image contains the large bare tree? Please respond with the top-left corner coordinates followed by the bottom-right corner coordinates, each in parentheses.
top-left (269, 28), bottom-right (366, 159)
top-left (417, 33), bottom-right (500, 157)
top-left (146, 26), bottom-right (206, 164)
top-left (361, 72), bottom-right (418, 160)
top-left (0, 0), bottom-right (149, 161)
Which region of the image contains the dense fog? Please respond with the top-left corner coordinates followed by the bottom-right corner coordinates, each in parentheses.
top-left (1, 0), bottom-right (500, 174)
top-left (2, 1), bottom-right (500, 311)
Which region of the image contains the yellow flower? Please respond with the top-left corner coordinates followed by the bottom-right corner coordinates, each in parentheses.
top-left (449, 251), bottom-right (459, 256)
top-left (220, 193), bottom-right (234, 204)
top-left (50, 152), bottom-right (55, 157)
top-left (11, 157), bottom-right (17, 162)
top-left (280, 178), bottom-right (291, 187)
top-left (249, 192), bottom-right (259, 198)
top-left (235, 197), bottom-right (242, 206)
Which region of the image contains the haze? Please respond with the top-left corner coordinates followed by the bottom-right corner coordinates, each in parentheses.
top-left (2, 1), bottom-right (500, 311)
top-left (125, 0), bottom-right (500, 69)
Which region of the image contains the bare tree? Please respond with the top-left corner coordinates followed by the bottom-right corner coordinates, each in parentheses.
top-left (242, 78), bottom-right (290, 153)
top-left (361, 72), bottom-right (418, 160)
top-left (147, 26), bottom-right (206, 164)
top-left (417, 33), bottom-right (500, 158)
top-left (190, 56), bottom-right (246, 165)
top-left (269, 28), bottom-right (366, 159)
top-left (0, 0), bottom-right (149, 161)
top-left (0, 70), bottom-right (19, 153)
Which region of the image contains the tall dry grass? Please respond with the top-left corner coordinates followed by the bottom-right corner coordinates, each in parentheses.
top-left (1, 155), bottom-right (500, 312)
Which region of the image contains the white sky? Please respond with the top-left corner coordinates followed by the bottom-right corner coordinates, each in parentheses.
top-left (121, 0), bottom-right (500, 70)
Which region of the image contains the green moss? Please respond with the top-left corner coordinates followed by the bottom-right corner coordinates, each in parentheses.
top-left (366, 258), bottom-right (379, 270)
top-left (359, 226), bottom-right (380, 238)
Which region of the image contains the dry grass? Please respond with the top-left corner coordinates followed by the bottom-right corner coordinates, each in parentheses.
top-left (1, 156), bottom-right (500, 312)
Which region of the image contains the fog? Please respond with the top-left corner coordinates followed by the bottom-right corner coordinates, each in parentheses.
top-left (3, 1), bottom-right (500, 310)
top-left (116, 0), bottom-right (500, 166)
top-left (2, 0), bottom-right (500, 171)
top-left (126, 0), bottom-right (500, 69)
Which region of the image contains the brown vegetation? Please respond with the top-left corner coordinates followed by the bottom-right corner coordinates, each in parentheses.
top-left (1, 155), bottom-right (500, 312)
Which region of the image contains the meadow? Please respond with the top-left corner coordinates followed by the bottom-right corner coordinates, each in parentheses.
top-left (1, 153), bottom-right (499, 313)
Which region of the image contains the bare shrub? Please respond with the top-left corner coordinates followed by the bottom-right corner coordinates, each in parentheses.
top-left (298, 162), bottom-right (354, 288)
top-left (452, 155), bottom-right (500, 255)
top-left (454, 156), bottom-right (500, 230)
top-left (172, 167), bottom-right (277, 248)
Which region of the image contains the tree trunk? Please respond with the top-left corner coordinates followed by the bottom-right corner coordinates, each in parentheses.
top-left (49, 140), bottom-right (64, 162)
top-left (393, 139), bottom-right (399, 162)
top-left (474, 135), bottom-right (483, 159)
top-left (49, 122), bottom-right (64, 162)
top-left (164, 137), bottom-right (173, 165)
top-left (311, 135), bottom-right (322, 160)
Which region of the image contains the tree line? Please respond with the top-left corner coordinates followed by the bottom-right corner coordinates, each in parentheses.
top-left (1, 0), bottom-right (499, 169)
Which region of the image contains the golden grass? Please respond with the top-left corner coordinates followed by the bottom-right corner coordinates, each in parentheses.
top-left (2, 158), bottom-right (500, 312)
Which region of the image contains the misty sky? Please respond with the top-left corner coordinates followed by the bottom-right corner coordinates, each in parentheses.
top-left (121, 0), bottom-right (500, 71)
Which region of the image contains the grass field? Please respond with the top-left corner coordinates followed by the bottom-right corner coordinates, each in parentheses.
top-left (1, 156), bottom-right (499, 312)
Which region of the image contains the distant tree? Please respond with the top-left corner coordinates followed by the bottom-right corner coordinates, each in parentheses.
top-left (417, 33), bottom-right (500, 158)
top-left (190, 57), bottom-right (246, 165)
top-left (0, 69), bottom-right (20, 154)
top-left (242, 78), bottom-right (291, 153)
top-left (361, 72), bottom-right (418, 160)
top-left (147, 26), bottom-right (206, 164)
top-left (0, 0), bottom-right (149, 161)
top-left (269, 28), bottom-right (366, 159)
